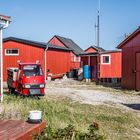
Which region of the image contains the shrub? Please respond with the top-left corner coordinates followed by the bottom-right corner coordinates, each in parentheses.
top-left (33, 122), bottom-right (105, 140)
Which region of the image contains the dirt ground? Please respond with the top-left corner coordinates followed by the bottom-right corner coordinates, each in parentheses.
top-left (45, 78), bottom-right (140, 114)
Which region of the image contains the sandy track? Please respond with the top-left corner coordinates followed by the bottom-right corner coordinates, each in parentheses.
top-left (45, 79), bottom-right (140, 112)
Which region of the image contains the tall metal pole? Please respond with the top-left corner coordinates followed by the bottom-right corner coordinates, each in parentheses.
top-left (97, 0), bottom-right (100, 48)
top-left (0, 29), bottom-right (3, 102)
top-left (97, 0), bottom-right (100, 84)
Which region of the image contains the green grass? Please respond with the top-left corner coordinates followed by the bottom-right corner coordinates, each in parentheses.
top-left (0, 94), bottom-right (140, 140)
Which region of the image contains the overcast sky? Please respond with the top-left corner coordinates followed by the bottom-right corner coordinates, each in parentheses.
top-left (1, 0), bottom-right (140, 50)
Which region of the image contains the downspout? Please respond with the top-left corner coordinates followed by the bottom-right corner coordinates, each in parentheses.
top-left (0, 28), bottom-right (3, 102)
top-left (44, 43), bottom-right (49, 82)
top-left (0, 20), bottom-right (10, 102)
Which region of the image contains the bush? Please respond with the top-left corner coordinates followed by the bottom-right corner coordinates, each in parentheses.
top-left (34, 122), bottom-right (105, 140)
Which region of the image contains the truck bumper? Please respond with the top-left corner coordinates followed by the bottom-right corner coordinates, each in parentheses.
top-left (22, 88), bottom-right (44, 96)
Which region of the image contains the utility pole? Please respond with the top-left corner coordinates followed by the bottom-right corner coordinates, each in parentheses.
top-left (96, 0), bottom-right (100, 84)
top-left (0, 15), bottom-right (11, 102)
top-left (97, 0), bottom-right (100, 49)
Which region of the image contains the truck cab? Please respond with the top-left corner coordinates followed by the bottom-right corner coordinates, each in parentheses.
top-left (7, 62), bottom-right (45, 96)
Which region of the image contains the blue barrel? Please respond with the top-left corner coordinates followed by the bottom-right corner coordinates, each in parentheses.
top-left (83, 65), bottom-right (91, 79)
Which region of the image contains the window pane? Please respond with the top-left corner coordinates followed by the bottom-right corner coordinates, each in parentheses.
top-left (105, 56), bottom-right (109, 63)
top-left (102, 56), bottom-right (110, 63)
top-left (12, 49), bottom-right (18, 54)
top-left (6, 49), bottom-right (19, 55)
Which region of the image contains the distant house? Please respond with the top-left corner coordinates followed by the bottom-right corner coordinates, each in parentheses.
top-left (3, 37), bottom-right (72, 81)
top-left (118, 27), bottom-right (140, 90)
top-left (48, 35), bottom-right (84, 70)
top-left (81, 46), bottom-right (122, 82)
top-left (85, 46), bottom-right (105, 53)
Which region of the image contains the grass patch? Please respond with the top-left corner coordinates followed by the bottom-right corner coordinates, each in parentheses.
top-left (0, 94), bottom-right (140, 140)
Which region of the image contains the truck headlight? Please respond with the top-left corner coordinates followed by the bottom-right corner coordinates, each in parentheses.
top-left (24, 84), bottom-right (31, 88)
top-left (40, 84), bottom-right (44, 88)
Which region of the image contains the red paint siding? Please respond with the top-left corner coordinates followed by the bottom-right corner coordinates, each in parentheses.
top-left (81, 52), bottom-right (122, 79)
top-left (48, 37), bottom-right (80, 70)
top-left (3, 40), bottom-right (71, 81)
top-left (120, 33), bottom-right (140, 90)
top-left (81, 56), bottom-right (88, 65)
top-left (3, 41), bottom-right (44, 81)
top-left (46, 50), bottom-right (70, 78)
top-left (85, 47), bottom-right (97, 53)
top-left (100, 52), bottom-right (122, 78)
top-left (70, 52), bottom-right (80, 69)
top-left (48, 37), bottom-right (66, 47)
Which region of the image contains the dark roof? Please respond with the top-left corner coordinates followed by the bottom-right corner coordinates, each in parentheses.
top-left (100, 50), bottom-right (121, 54)
top-left (80, 50), bottom-right (121, 56)
top-left (80, 52), bottom-right (98, 56)
top-left (117, 26), bottom-right (140, 49)
top-left (85, 46), bottom-right (105, 52)
top-left (55, 35), bottom-right (84, 55)
top-left (3, 37), bottom-right (71, 51)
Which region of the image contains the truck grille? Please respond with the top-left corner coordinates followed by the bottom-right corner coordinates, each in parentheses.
top-left (30, 84), bottom-right (40, 88)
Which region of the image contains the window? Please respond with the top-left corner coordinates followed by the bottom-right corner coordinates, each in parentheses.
top-left (5, 49), bottom-right (19, 56)
top-left (23, 65), bottom-right (43, 76)
top-left (74, 56), bottom-right (81, 62)
top-left (101, 54), bottom-right (110, 64)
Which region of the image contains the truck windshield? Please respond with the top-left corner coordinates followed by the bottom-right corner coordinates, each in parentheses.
top-left (23, 65), bottom-right (43, 76)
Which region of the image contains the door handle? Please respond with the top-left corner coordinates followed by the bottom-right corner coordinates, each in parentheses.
top-left (132, 70), bottom-right (136, 73)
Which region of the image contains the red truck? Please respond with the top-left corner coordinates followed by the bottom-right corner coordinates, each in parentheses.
top-left (7, 61), bottom-right (45, 96)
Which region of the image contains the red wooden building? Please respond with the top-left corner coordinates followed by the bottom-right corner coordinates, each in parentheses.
top-left (3, 37), bottom-right (71, 81)
top-left (81, 46), bottom-right (122, 82)
top-left (48, 35), bottom-right (84, 70)
top-left (85, 45), bottom-right (105, 53)
top-left (118, 27), bottom-right (140, 90)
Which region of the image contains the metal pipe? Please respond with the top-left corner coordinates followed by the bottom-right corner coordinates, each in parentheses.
top-left (44, 44), bottom-right (49, 82)
top-left (0, 17), bottom-right (11, 102)
top-left (96, 0), bottom-right (100, 84)
top-left (0, 29), bottom-right (3, 102)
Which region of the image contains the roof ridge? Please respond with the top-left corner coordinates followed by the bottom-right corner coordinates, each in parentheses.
top-left (117, 26), bottom-right (140, 49)
top-left (55, 35), bottom-right (72, 40)
top-left (3, 36), bottom-right (46, 45)
top-left (3, 37), bottom-right (71, 52)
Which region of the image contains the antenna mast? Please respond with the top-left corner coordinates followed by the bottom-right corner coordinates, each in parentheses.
top-left (96, 0), bottom-right (100, 84)
top-left (97, 0), bottom-right (100, 48)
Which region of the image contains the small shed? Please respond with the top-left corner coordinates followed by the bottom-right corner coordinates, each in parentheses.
top-left (3, 37), bottom-right (71, 81)
top-left (48, 35), bottom-right (84, 70)
top-left (81, 50), bottom-right (122, 82)
top-left (118, 27), bottom-right (140, 90)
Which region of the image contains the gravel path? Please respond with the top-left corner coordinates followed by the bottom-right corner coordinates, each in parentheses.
top-left (45, 79), bottom-right (140, 112)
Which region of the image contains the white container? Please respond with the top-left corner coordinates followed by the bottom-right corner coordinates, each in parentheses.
top-left (29, 110), bottom-right (42, 120)
top-left (47, 76), bottom-right (52, 81)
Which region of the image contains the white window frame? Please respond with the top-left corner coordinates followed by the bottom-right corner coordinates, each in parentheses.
top-left (5, 49), bottom-right (19, 56)
top-left (74, 56), bottom-right (81, 62)
top-left (101, 54), bottom-right (111, 65)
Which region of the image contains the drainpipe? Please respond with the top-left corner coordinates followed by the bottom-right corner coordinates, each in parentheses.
top-left (44, 43), bottom-right (49, 82)
top-left (0, 29), bottom-right (3, 102)
top-left (0, 19), bottom-right (11, 102)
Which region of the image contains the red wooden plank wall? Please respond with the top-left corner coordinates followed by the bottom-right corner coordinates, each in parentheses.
top-left (100, 52), bottom-right (122, 78)
top-left (3, 41), bottom-right (44, 81)
top-left (46, 50), bottom-right (70, 78)
top-left (48, 37), bottom-right (65, 47)
top-left (85, 48), bottom-right (97, 53)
